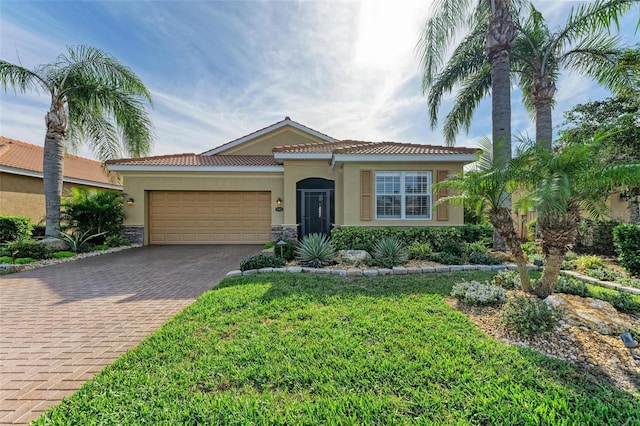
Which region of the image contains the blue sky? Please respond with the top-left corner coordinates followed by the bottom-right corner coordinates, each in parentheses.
top-left (0, 0), bottom-right (638, 160)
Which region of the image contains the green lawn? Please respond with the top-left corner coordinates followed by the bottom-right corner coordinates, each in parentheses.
top-left (37, 272), bottom-right (639, 425)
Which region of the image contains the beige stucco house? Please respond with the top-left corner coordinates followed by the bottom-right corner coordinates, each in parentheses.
top-left (0, 137), bottom-right (122, 224)
top-left (106, 118), bottom-right (479, 245)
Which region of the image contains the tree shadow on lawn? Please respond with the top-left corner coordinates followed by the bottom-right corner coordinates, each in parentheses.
top-left (217, 272), bottom-right (640, 408)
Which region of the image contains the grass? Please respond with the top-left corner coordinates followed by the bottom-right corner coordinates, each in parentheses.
top-left (37, 272), bottom-right (639, 424)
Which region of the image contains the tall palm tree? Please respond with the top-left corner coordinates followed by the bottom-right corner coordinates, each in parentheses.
top-left (434, 138), bottom-right (533, 292)
top-left (0, 46), bottom-right (153, 236)
top-left (514, 135), bottom-right (640, 298)
top-left (426, 0), bottom-right (636, 149)
top-left (419, 0), bottom-right (518, 167)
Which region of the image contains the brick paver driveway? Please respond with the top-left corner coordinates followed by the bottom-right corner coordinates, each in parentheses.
top-left (0, 245), bottom-right (260, 425)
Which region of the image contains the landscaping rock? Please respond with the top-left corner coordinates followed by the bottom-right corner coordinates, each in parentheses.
top-left (346, 268), bottom-right (362, 277)
top-left (272, 267), bottom-right (287, 273)
top-left (434, 266), bottom-right (450, 273)
top-left (226, 270), bottom-right (242, 277)
top-left (392, 267), bottom-right (408, 275)
top-left (544, 294), bottom-right (630, 335)
top-left (449, 266), bottom-right (464, 272)
top-left (362, 269), bottom-right (378, 277)
top-left (378, 268), bottom-right (392, 275)
top-left (477, 265), bottom-right (493, 271)
top-left (491, 265), bottom-right (507, 271)
top-left (286, 266), bottom-right (302, 273)
top-left (407, 267), bottom-right (422, 274)
top-left (420, 266), bottom-right (435, 273)
top-left (258, 267), bottom-right (274, 274)
top-left (242, 269), bottom-right (258, 276)
top-left (332, 269), bottom-right (347, 277)
top-left (336, 250), bottom-right (372, 266)
top-left (40, 238), bottom-right (68, 251)
top-left (463, 265), bottom-right (478, 271)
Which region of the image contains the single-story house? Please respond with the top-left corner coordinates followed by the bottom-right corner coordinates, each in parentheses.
top-left (107, 117), bottom-right (479, 246)
top-left (0, 137), bottom-right (122, 224)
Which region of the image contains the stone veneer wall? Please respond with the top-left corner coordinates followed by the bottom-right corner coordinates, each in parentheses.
top-left (122, 226), bottom-right (144, 245)
top-left (271, 225), bottom-right (298, 241)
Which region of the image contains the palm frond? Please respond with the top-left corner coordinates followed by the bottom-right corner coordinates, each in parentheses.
top-left (0, 61), bottom-right (49, 93)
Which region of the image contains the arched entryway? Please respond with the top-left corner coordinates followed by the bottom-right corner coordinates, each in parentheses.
top-left (296, 178), bottom-right (335, 238)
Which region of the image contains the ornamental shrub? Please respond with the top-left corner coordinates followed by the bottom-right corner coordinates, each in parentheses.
top-left (407, 241), bottom-right (432, 260)
top-left (439, 241), bottom-right (464, 257)
top-left (52, 251), bottom-right (76, 259)
top-left (501, 294), bottom-right (562, 335)
top-left (427, 252), bottom-right (464, 265)
top-left (521, 241), bottom-right (542, 257)
top-left (451, 280), bottom-right (506, 306)
top-left (0, 256), bottom-right (13, 264)
top-left (599, 290), bottom-right (640, 315)
top-left (575, 254), bottom-right (604, 271)
top-left (613, 223), bottom-right (640, 276)
top-left (275, 240), bottom-right (297, 262)
top-left (297, 233), bottom-right (336, 268)
top-left (14, 257), bottom-right (37, 264)
top-left (555, 275), bottom-right (590, 297)
top-left (575, 219), bottom-right (620, 256)
top-left (61, 188), bottom-right (125, 245)
top-left (0, 216), bottom-right (32, 243)
top-left (240, 253), bottom-right (285, 271)
top-left (2, 239), bottom-right (50, 260)
top-left (371, 237), bottom-right (408, 268)
top-left (583, 267), bottom-right (620, 282)
top-left (492, 270), bottom-right (521, 290)
top-left (467, 252), bottom-right (503, 265)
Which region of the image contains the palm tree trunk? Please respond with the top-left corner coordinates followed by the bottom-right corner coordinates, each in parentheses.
top-left (485, 0), bottom-right (515, 251)
top-left (486, 0), bottom-right (515, 168)
top-left (43, 105), bottom-right (67, 237)
top-left (489, 207), bottom-right (532, 292)
top-left (534, 253), bottom-right (563, 298)
top-left (535, 202), bottom-right (581, 298)
top-left (532, 73), bottom-right (556, 150)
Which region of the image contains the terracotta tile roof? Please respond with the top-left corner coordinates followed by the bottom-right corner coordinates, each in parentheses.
top-left (106, 153), bottom-right (279, 167)
top-left (333, 141), bottom-right (479, 155)
top-left (272, 141), bottom-right (371, 153)
top-left (0, 136), bottom-right (121, 187)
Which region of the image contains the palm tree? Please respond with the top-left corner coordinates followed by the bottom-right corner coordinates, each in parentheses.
top-left (0, 46), bottom-right (153, 236)
top-left (514, 135), bottom-right (640, 298)
top-left (434, 138), bottom-right (533, 292)
top-left (419, 0), bottom-right (519, 167)
top-left (426, 0), bottom-right (636, 149)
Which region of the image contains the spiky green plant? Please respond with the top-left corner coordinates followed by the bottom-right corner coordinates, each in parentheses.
top-left (296, 233), bottom-right (336, 268)
top-left (372, 237), bottom-right (408, 268)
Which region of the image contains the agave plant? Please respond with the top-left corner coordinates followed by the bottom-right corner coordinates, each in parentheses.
top-left (57, 230), bottom-right (106, 253)
top-left (296, 233), bottom-right (336, 268)
top-left (372, 237), bottom-right (408, 268)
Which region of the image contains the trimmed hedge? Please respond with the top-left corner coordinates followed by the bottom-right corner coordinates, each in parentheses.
top-left (574, 219), bottom-right (620, 256)
top-left (0, 216), bottom-right (32, 243)
top-left (330, 225), bottom-right (493, 253)
top-left (613, 223), bottom-right (640, 276)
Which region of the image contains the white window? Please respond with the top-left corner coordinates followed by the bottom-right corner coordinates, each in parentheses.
top-left (375, 171), bottom-right (432, 220)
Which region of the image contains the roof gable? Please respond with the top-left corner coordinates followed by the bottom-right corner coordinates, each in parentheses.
top-left (201, 117), bottom-right (337, 156)
top-left (0, 137), bottom-right (122, 188)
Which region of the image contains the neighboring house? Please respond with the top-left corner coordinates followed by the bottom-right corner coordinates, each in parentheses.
top-left (0, 137), bottom-right (122, 224)
top-left (106, 117), bottom-right (479, 246)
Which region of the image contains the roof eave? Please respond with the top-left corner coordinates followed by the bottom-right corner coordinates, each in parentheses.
top-left (106, 165), bottom-right (284, 173)
top-left (0, 165), bottom-right (122, 190)
top-left (331, 153), bottom-right (478, 166)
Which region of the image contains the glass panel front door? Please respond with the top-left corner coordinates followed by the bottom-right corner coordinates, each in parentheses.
top-left (300, 190), bottom-right (332, 237)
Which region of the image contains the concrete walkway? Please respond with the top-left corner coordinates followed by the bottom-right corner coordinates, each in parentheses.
top-left (0, 245), bottom-right (260, 425)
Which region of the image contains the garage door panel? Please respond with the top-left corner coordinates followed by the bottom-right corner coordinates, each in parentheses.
top-left (149, 191), bottom-right (271, 245)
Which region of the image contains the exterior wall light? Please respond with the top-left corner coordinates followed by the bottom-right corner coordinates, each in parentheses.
top-left (276, 197), bottom-right (284, 212)
top-left (127, 197), bottom-right (135, 206)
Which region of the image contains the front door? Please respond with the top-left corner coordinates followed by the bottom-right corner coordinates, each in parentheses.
top-left (300, 189), bottom-right (333, 238)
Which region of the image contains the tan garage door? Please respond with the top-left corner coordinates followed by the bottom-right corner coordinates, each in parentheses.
top-left (149, 191), bottom-right (271, 244)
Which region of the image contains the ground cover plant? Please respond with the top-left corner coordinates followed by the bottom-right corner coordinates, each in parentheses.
top-left (37, 272), bottom-right (639, 424)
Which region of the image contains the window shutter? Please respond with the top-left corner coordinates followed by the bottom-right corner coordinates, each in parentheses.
top-left (361, 170), bottom-right (372, 221)
top-left (436, 170), bottom-right (449, 221)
